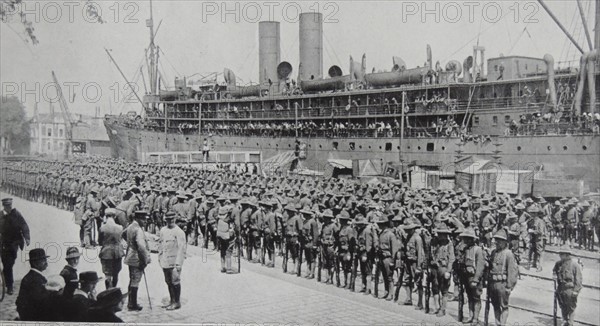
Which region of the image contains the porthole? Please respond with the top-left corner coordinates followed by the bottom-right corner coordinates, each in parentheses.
top-left (224, 142), bottom-right (227, 145)
top-left (583, 145), bottom-right (587, 150)
top-left (563, 146), bottom-right (568, 151)
top-left (517, 146), bottom-right (521, 151)
top-left (257, 143), bottom-right (259, 146)
top-left (442, 146), bottom-right (446, 151)
top-left (276, 144), bottom-right (279, 147)
top-left (547, 146), bottom-right (551, 151)
top-left (397, 146), bottom-right (400, 150)
top-left (186, 137), bottom-right (189, 141)
top-left (368, 146), bottom-right (372, 149)
top-left (379, 146), bottom-right (382, 150)
top-left (359, 145), bottom-right (362, 149)
top-left (417, 146), bottom-right (421, 150)
top-left (319, 144), bottom-right (322, 148)
top-left (408, 146), bottom-right (411, 149)
top-left (234, 142), bottom-right (236, 145)
top-left (241, 142), bottom-right (243, 145)
top-left (288, 144), bottom-right (291, 147)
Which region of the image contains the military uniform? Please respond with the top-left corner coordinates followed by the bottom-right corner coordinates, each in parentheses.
top-left (403, 223), bottom-right (424, 307)
top-left (123, 213), bottom-right (151, 311)
top-left (487, 231), bottom-right (519, 326)
top-left (553, 248), bottom-right (583, 326)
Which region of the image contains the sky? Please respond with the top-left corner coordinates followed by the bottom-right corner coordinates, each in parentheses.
top-left (1, 0), bottom-right (597, 118)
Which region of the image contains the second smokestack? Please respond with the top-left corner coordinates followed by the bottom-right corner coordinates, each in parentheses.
top-left (259, 21), bottom-right (281, 86)
top-left (299, 12), bottom-right (323, 81)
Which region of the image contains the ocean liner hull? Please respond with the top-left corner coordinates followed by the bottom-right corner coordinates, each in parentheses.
top-left (104, 121), bottom-right (600, 190)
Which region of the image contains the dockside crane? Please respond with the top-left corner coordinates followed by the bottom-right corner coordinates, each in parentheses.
top-left (51, 71), bottom-right (76, 158)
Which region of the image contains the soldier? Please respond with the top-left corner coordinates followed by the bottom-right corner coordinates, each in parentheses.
top-left (0, 197), bottom-right (31, 295)
top-left (579, 201), bottom-right (593, 250)
top-left (429, 224), bottom-right (455, 316)
top-left (353, 214), bottom-right (373, 293)
top-left (506, 212), bottom-right (521, 265)
top-left (216, 205), bottom-right (235, 273)
top-left (479, 206), bottom-right (496, 248)
top-left (301, 207), bottom-right (319, 279)
top-left (527, 206), bottom-right (546, 271)
top-left (261, 201), bottom-right (278, 267)
top-left (159, 211), bottom-right (187, 309)
top-left (553, 246), bottom-right (583, 326)
top-left (375, 214), bottom-right (399, 301)
top-left (99, 208), bottom-right (124, 289)
top-left (459, 228), bottom-right (485, 325)
top-left (122, 210), bottom-right (152, 311)
top-left (565, 201), bottom-right (578, 247)
top-left (320, 209), bottom-right (338, 285)
top-left (282, 204), bottom-right (298, 273)
top-left (83, 189), bottom-right (100, 248)
top-left (487, 229), bottom-right (519, 326)
top-left (402, 221), bottom-right (424, 308)
top-left (337, 210), bottom-right (356, 289)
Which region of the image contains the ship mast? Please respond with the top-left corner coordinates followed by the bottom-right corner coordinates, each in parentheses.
top-left (596, 0), bottom-right (600, 50)
top-left (147, 0), bottom-right (159, 109)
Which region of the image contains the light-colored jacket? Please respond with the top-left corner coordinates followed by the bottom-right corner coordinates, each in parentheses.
top-left (158, 225), bottom-right (186, 268)
top-left (123, 221), bottom-right (151, 267)
top-left (99, 218), bottom-right (125, 260)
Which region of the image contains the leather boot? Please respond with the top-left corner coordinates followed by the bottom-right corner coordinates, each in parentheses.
top-left (226, 255), bottom-right (235, 274)
top-left (336, 270), bottom-right (341, 287)
top-left (463, 301), bottom-right (474, 324)
top-left (162, 284), bottom-right (174, 308)
top-left (305, 263), bottom-right (312, 278)
top-left (220, 257), bottom-right (226, 273)
top-left (472, 301), bottom-right (482, 325)
top-left (403, 286), bottom-right (413, 305)
top-left (343, 273), bottom-right (349, 289)
top-left (415, 287), bottom-right (423, 310)
top-left (167, 284), bottom-right (181, 310)
top-left (309, 263), bottom-right (316, 279)
top-left (436, 295), bottom-right (446, 317)
top-left (128, 287), bottom-right (143, 311)
top-left (383, 279), bottom-right (392, 301)
top-left (364, 278), bottom-right (372, 295)
top-left (431, 294), bottom-right (440, 314)
top-left (323, 269), bottom-right (329, 283)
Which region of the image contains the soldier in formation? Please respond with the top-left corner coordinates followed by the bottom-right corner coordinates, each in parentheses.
top-left (1, 158), bottom-right (597, 324)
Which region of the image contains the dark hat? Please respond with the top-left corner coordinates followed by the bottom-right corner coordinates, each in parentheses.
top-left (1, 198), bottom-right (13, 205)
top-left (134, 210), bottom-right (149, 218)
top-left (65, 247), bottom-right (81, 259)
top-left (93, 288), bottom-right (127, 309)
top-left (79, 271), bottom-right (101, 283)
top-left (27, 248), bottom-right (49, 261)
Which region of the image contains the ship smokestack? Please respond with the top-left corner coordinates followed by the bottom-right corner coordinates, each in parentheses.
top-left (299, 12), bottom-right (323, 80)
top-left (259, 21), bottom-right (281, 88)
top-left (543, 54), bottom-right (557, 110)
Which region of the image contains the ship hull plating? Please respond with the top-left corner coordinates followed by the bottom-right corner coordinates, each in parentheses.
top-left (104, 121), bottom-right (599, 189)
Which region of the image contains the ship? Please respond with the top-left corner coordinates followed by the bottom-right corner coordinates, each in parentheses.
top-left (104, 2), bottom-right (600, 192)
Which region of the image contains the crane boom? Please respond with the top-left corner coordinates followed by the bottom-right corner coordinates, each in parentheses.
top-left (51, 71), bottom-right (75, 157)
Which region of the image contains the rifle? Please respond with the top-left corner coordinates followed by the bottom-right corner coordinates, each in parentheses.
top-left (260, 231), bottom-right (266, 265)
top-left (553, 278), bottom-right (558, 326)
top-left (349, 239), bottom-right (356, 291)
top-left (484, 280), bottom-right (491, 326)
top-left (238, 222), bottom-right (242, 273)
top-left (317, 245), bottom-right (322, 282)
top-left (424, 268), bottom-right (431, 313)
top-left (394, 255), bottom-right (404, 301)
top-left (457, 273), bottom-right (464, 322)
top-left (297, 239), bottom-right (303, 277)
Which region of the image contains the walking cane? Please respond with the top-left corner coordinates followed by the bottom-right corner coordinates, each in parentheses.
top-left (553, 278), bottom-right (558, 326)
top-left (143, 271), bottom-right (152, 310)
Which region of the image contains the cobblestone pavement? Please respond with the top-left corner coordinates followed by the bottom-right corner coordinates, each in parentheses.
top-left (1, 193), bottom-right (599, 325)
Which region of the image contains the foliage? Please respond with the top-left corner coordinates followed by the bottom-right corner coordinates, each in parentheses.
top-left (0, 96), bottom-right (30, 154)
top-left (1, 0), bottom-right (103, 45)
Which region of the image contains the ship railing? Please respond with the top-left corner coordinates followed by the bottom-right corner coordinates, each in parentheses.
top-left (197, 126), bottom-right (463, 139)
top-left (507, 121), bottom-right (600, 136)
top-left (146, 97), bottom-right (577, 121)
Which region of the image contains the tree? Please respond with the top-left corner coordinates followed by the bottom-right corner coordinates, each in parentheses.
top-left (1, 0), bottom-right (103, 45)
top-left (0, 96), bottom-right (30, 154)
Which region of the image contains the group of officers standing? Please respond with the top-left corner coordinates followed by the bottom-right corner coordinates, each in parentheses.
top-left (1, 158), bottom-right (594, 326)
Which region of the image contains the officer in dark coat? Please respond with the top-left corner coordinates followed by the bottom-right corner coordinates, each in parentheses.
top-left (0, 197), bottom-right (31, 295)
top-left (553, 246), bottom-right (583, 326)
top-left (16, 248), bottom-right (57, 321)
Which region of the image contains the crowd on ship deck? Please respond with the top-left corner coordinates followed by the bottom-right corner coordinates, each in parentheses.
top-left (1, 157), bottom-right (597, 324)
